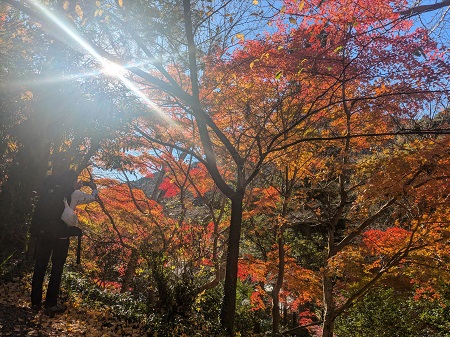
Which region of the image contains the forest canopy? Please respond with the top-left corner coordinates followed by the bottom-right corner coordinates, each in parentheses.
top-left (1, 0), bottom-right (450, 336)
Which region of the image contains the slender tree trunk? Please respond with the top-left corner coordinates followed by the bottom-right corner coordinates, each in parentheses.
top-left (292, 311), bottom-right (298, 328)
top-left (272, 173), bottom-right (291, 334)
top-left (272, 285), bottom-right (281, 333)
top-left (272, 227), bottom-right (285, 334)
top-left (121, 248), bottom-right (139, 293)
top-left (322, 274), bottom-right (336, 337)
top-left (220, 191), bottom-right (244, 335)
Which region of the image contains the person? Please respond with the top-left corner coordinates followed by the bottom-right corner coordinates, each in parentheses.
top-left (30, 169), bottom-right (98, 317)
top-left (70, 179), bottom-right (98, 209)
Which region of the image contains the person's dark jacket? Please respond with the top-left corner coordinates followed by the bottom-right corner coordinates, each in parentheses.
top-left (31, 172), bottom-right (75, 239)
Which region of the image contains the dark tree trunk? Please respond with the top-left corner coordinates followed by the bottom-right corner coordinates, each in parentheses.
top-left (121, 248), bottom-right (139, 293)
top-left (272, 228), bottom-right (285, 334)
top-left (220, 192), bottom-right (244, 335)
top-left (322, 274), bottom-right (336, 337)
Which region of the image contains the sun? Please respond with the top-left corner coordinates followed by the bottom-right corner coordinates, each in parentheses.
top-left (101, 60), bottom-right (127, 77)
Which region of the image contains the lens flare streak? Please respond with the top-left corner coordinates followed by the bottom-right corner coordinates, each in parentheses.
top-left (26, 0), bottom-right (166, 118)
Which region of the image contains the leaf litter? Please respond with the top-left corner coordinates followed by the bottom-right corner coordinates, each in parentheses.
top-left (0, 276), bottom-right (147, 337)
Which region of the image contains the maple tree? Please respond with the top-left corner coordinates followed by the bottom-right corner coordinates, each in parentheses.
top-left (74, 146), bottom-right (233, 320)
top-left (264, 0), bottom-right (449, 335)
top-left (288, 130), bottom-right (450, 337)
top-left (236, 139), bottom-right (323, 334)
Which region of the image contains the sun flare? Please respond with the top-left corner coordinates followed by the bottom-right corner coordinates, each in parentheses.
top-left (25, 0), bottom-right (168, 121)
top-left (101, 60), bottom-right (127, 77)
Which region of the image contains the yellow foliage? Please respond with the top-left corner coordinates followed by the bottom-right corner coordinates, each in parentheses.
top-left (21, 91), bottom-right (33, 100)
top-left (75, 4), bottom-right (83, 19)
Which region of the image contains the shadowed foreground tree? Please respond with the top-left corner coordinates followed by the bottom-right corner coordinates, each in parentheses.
top-left (0, 5), bottom-right (145, 264)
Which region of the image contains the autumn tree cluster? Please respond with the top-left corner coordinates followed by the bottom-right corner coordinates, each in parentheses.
top-left (1, 0), bottom-right (450, 336)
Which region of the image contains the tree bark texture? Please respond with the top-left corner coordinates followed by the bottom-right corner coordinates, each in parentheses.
top-left (272, 228), bottom-right (285, 334)
top-left (121, 248), bottom-right (139, 293)
top-left (220, 192), bottom-right (244, 335)
top-left (322, 274), bottom-right (336, 337)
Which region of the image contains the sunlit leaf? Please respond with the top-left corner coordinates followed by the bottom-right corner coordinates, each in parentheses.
top-left (298, 0), bottom-right (305, 11)
top-left (94, 8), bottom-right (104, 16)
top-left (21, 91), bottom-right (33, 100)
top-left (275, 70), bottom-right (283, 79)
top-left (75, 4), bottom-right (83, 19)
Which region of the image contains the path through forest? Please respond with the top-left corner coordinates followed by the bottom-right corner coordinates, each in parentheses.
top-left (0, 277), bottom-right (146, 337)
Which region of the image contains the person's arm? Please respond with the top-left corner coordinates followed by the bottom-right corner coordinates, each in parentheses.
top-left (70, 182), bottom-right (98, 209)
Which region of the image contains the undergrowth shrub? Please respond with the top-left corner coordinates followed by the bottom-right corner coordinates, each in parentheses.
top-left (61, 269), bottom-right (230, 336)
top-left (61, 266), bottom-right (275, 336)
top-left (62, 270), bottom-right (147, 322)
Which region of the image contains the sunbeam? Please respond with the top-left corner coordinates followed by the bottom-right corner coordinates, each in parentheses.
top-left (25, 0), bottom-right (169, 121)
top-left (101, 60), bottom-right (128, 78)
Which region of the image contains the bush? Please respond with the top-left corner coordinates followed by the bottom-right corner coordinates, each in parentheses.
top-left (62, 270), bottom-right (147, 323)
top-left (335, 286), bottom-right (450, 337)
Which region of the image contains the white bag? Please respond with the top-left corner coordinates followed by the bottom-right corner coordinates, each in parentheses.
top-left (61, 198), bottom-right (78, 227)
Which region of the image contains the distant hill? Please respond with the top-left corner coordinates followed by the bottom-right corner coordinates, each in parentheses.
top-left (130, 172), bottom-right (164, 200)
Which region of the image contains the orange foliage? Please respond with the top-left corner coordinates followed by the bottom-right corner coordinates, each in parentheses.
top-left (363, 227), bottom-right (412, 255)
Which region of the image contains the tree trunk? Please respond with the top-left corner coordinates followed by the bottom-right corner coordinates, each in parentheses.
top-left (322, 274), bottom-right (336, 337)
top-left (121, 248), bottom-right (139, 293)
top-left (292, 311), bottom-right (298, 328)
top-left (220, 192), bottom-right (244, 335)
top-left (272, 293), bottom-right (281, 334)
top-left (272, 228), bottom-right (285, 334)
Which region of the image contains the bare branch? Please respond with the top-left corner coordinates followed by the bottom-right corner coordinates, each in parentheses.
top-left (399, 0), bottom-right (450, 17)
